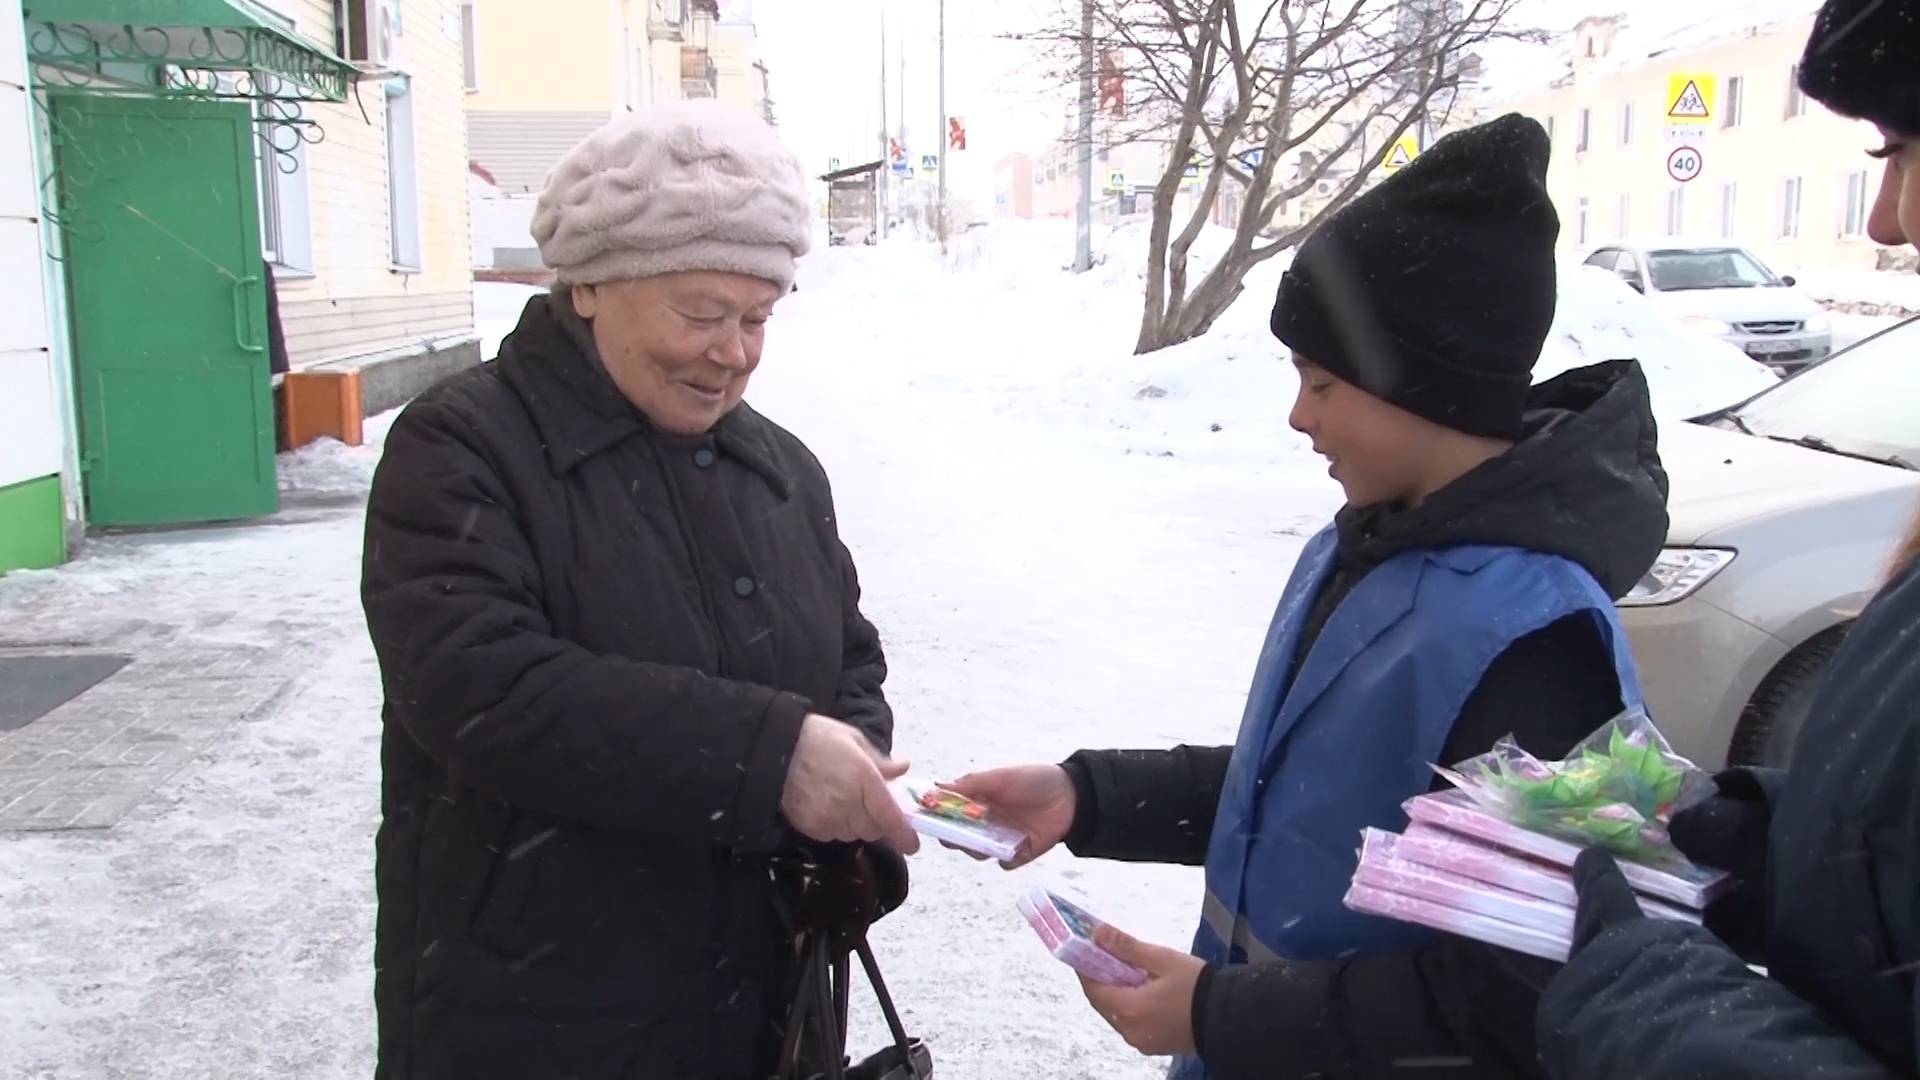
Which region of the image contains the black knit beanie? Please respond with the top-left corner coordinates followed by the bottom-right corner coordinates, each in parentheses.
top-left (1269, 113), bottom-right (1557, 440)
top-left (1799, 0), bottom-right (1920, 136)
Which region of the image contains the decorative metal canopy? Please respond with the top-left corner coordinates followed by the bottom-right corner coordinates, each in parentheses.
top-left (24, 0), bottom-right (360, 104)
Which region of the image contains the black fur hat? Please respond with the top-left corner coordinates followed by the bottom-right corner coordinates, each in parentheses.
top-left (1799, 0), bottom-right (1920, 135)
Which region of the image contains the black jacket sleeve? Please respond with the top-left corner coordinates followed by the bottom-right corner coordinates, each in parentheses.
top-left (1192, 615), bottom-right (1626, 1079)
top-left (1537, 918), bottom-right (1903, 1080)
top-left (824, 506), bottom-right (891, 753)
top-left (1059, 744), bottom-right (1233, 865)
top-left (361, 400), bottom-right (810, 850)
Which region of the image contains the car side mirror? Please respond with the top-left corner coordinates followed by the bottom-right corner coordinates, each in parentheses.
top-left (1781, 274), bottom-right (1798, 287)
top-left (1624, 277), bottom-right (1645, 294)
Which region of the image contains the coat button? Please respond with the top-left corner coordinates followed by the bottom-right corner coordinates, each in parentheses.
top-left (693, 448), bottom-right (717, 469)
top-left (733, 576), bottom-right (756, 598)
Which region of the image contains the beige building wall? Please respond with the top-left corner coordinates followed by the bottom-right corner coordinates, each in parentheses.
top-left (1502, 13), bottom-right (1892, 273)
top-left (262, 0), bottom-right (475, 368)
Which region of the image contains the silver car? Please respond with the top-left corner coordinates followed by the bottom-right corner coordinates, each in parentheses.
top-left (1583, 241), bottom-right (1835, 375)
top-left (1620, 316), bottom-right (1920, 768)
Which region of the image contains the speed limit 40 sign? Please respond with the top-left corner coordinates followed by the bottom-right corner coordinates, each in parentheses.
top-left (1666, 144), bottom-right (1704, 183)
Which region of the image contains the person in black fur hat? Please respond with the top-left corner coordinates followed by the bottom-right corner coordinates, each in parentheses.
top-left (946, 113), bottom-right (1670, 1080)
top-left (1538, 2), bottom-right (1920, 1079)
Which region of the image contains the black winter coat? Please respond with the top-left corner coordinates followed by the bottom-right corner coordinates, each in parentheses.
top-left (1062, 361), bottom-right (1670, 1079)
top-left (362, 294), bottom-right (891, 1079)
top-left (1538, 554), bottom-right (1920, 1079)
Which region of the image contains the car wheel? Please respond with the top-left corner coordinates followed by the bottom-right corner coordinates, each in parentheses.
top-left (1728, 627), bottom-right (1849, 767)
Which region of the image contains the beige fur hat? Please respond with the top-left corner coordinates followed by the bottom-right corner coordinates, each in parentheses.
top-left (532, 100), bottom-right (812, 292)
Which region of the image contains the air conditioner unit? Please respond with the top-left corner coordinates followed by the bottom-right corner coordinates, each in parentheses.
top-left (369, 0), bottom-right (401, 67)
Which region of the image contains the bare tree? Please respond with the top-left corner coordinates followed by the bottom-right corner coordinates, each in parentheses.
top-left (1026, 0), bottom-right (1534, 354)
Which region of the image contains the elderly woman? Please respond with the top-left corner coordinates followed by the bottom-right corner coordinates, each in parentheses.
top-left (1540, 2), bottom-right (1920, 1075)
top-left (361, 101), bottom-right (916, 1079)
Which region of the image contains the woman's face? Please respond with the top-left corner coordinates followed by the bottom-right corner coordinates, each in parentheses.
top-left (1868, 127), bottom-right (1920, 253)
top-left (572, 271), bottom-right (784, 435)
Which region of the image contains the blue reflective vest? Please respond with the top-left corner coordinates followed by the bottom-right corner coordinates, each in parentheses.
top-left (1170, 526), bottom-right (1643, 1080)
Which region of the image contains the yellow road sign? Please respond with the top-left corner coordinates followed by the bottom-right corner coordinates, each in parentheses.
top-left (1382, 135), bottom-right (1418, 171)
top-left (1666, 74), bottom-right (1716, 125)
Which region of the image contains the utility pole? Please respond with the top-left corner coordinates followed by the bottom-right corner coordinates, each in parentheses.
top-left (1073, 0), bottom-right (1094, 272)
top-left (937, 0), bottom-right (947, 253)
top-left (878, 2), bottom-right (889, 240)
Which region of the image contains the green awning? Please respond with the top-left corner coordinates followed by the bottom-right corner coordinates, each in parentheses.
top-left (24, 0), bottom-right (360, 103)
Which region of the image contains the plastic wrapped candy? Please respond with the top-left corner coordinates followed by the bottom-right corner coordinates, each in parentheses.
top-left (1015, 886), bottom-right (1148, 987)
top-left (1405, 789), bottom-right (1730, 909)
top-left (892, 779), bottom-right (1029, 862)
top-left (1431, 707), bottom-right (1714, 867)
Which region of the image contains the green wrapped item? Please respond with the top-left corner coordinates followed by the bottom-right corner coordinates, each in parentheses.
top-left (1435, 708), bottom-right (1709, 866)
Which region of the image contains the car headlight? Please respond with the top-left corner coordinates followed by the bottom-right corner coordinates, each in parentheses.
top-left (1619, 548), bottom-right (1737, 607)
top-left (1681, 315), bottom-right (1735, 336)
top-left (1802, 314), bottom-right (1831, 334)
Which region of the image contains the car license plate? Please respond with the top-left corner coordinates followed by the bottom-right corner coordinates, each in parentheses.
top-left (1745, 338), bottom-right (1801, 355)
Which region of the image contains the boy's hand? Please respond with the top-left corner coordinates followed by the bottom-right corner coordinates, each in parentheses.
top-left (943, 765), bottom-right (1076, 868)
top-left (1078, 926), bottom-right (1205, 1056)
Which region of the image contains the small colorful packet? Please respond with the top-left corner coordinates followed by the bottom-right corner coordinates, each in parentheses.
top-left (1390, 824), bottom-right (1701, 923)
top-left (1343, 880), bottom-right (1572, 963)
top-left (893, 779), bottom-right (1029, 863)
top-left (1015, 886), bottom-right (1148, 987)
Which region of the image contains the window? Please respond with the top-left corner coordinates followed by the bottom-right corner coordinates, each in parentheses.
top-left (461, 2), bottom-right (480, 91)
top-left (384, 75), bottom-right (422, 270)
top-left (1842, 169), bottom-right (1871, 237)
top-left (1646, 246), bottom-right (1780, 291)
top-left (1577, 108), bottom-right (1591, 152)
top-left (1780, 176), bottom-right (1803, 239)
top-left (1723, 76), bottom-right (1744, 128)
top-left (1577, 197), bottom-right (1591, 245)
top-left (1620, 101), bottom-right (1634, 145)
top-left (1666, 187), bottom-right (1686, 236)
top-left (256, 132), bottom-right (313, 272)
top-left (1583, 248), bottom-right (1620, 272)
top-left (1719, 182), bottom-right (1738, 238)
top-left (1786, 65), bottom-right (1807, 117)
top-left (1615, 193), bottom-right (1631, 238)
top-left (1615, 251), bottom-right (1646, 291)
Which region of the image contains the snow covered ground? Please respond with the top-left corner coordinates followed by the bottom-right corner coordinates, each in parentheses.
top-left (0, 221), bottom-right (1782, 1079)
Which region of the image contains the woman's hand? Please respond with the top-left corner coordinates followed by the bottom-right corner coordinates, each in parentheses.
top-left (944, 764), bottom-right (1078, 868)
top-left (1079, 926), bottom-right (1206, 1056)
top-left (780, 714), bottom-right (920, 854)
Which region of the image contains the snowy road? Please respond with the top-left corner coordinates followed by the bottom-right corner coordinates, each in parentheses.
top-left (0, 232), bottom-right (1331, 1079)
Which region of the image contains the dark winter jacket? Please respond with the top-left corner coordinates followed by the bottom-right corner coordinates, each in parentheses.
top-left (1062, 360), bottom-right (1669, 1079)
top-left (1538, 554), bottom-right (1920, 1079)
top-left (361, 293), bottom-right (891, 1079)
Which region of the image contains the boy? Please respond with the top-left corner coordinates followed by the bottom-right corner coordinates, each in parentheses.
top-left (953, 114), bottom-right (1669, 1079)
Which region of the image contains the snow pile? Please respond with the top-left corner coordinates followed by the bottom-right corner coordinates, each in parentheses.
top-left (1794, 268), bottom-right (1920, 316)
top-left (276, 410), bottom-right (400, 496)
top-left (475, 282), bottom-right (544, 359)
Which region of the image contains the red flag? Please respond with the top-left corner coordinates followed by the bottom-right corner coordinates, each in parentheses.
top-left (1098, 50), bottom-right (1125, 118)
top-left (948, 117), bottom-right (967, 151)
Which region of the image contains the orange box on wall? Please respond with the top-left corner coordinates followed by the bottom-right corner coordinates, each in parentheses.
top-left (281, 369), bottom-right (364, 449)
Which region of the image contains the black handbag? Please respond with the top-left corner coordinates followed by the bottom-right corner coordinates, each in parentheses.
top-left (770, 846), bottom-right (931, 1080)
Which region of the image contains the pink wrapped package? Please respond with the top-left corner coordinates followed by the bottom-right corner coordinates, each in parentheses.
top-left (1405, 789), bottom-right (1730, 909)
top-left (1392, 825), bottom-right (1702, 924)
top-left (1355, 830), bottom-right (1578, 937)
top-left (1015, 886), bottom-right (1148, 987)
top-left (1343, 881), bottom-right (1571, 962)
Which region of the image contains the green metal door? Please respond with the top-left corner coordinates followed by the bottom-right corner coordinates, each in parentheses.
top-left (51, 94), bottom-right (278, 526)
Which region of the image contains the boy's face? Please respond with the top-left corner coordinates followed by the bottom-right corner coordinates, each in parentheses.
top-left (1288, 355), bottom-right (1432, 507)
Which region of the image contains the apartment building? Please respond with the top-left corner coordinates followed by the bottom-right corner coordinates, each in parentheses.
top-left (1502, 3), bottom-right (1898, 272)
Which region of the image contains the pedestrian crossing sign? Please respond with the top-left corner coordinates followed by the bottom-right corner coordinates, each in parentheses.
top-left (1382, 135), bottom-right (1418, 172)
top-left (1666, 74), bottom-right (1716, 125)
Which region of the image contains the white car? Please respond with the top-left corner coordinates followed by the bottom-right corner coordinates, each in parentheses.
top-left (1583, 241), bottom-right (1833, 374)
top-left (1620, 316), bottom-right (1920, 768)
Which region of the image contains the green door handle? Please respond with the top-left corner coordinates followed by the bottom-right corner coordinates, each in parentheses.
top-left (233, 276), bottom-right (265, 353)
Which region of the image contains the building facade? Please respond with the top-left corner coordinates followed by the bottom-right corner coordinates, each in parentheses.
top-left (1500, 6), bottom-right (1897, 272)
top-left (1, 0), bottom-right (477, 573)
